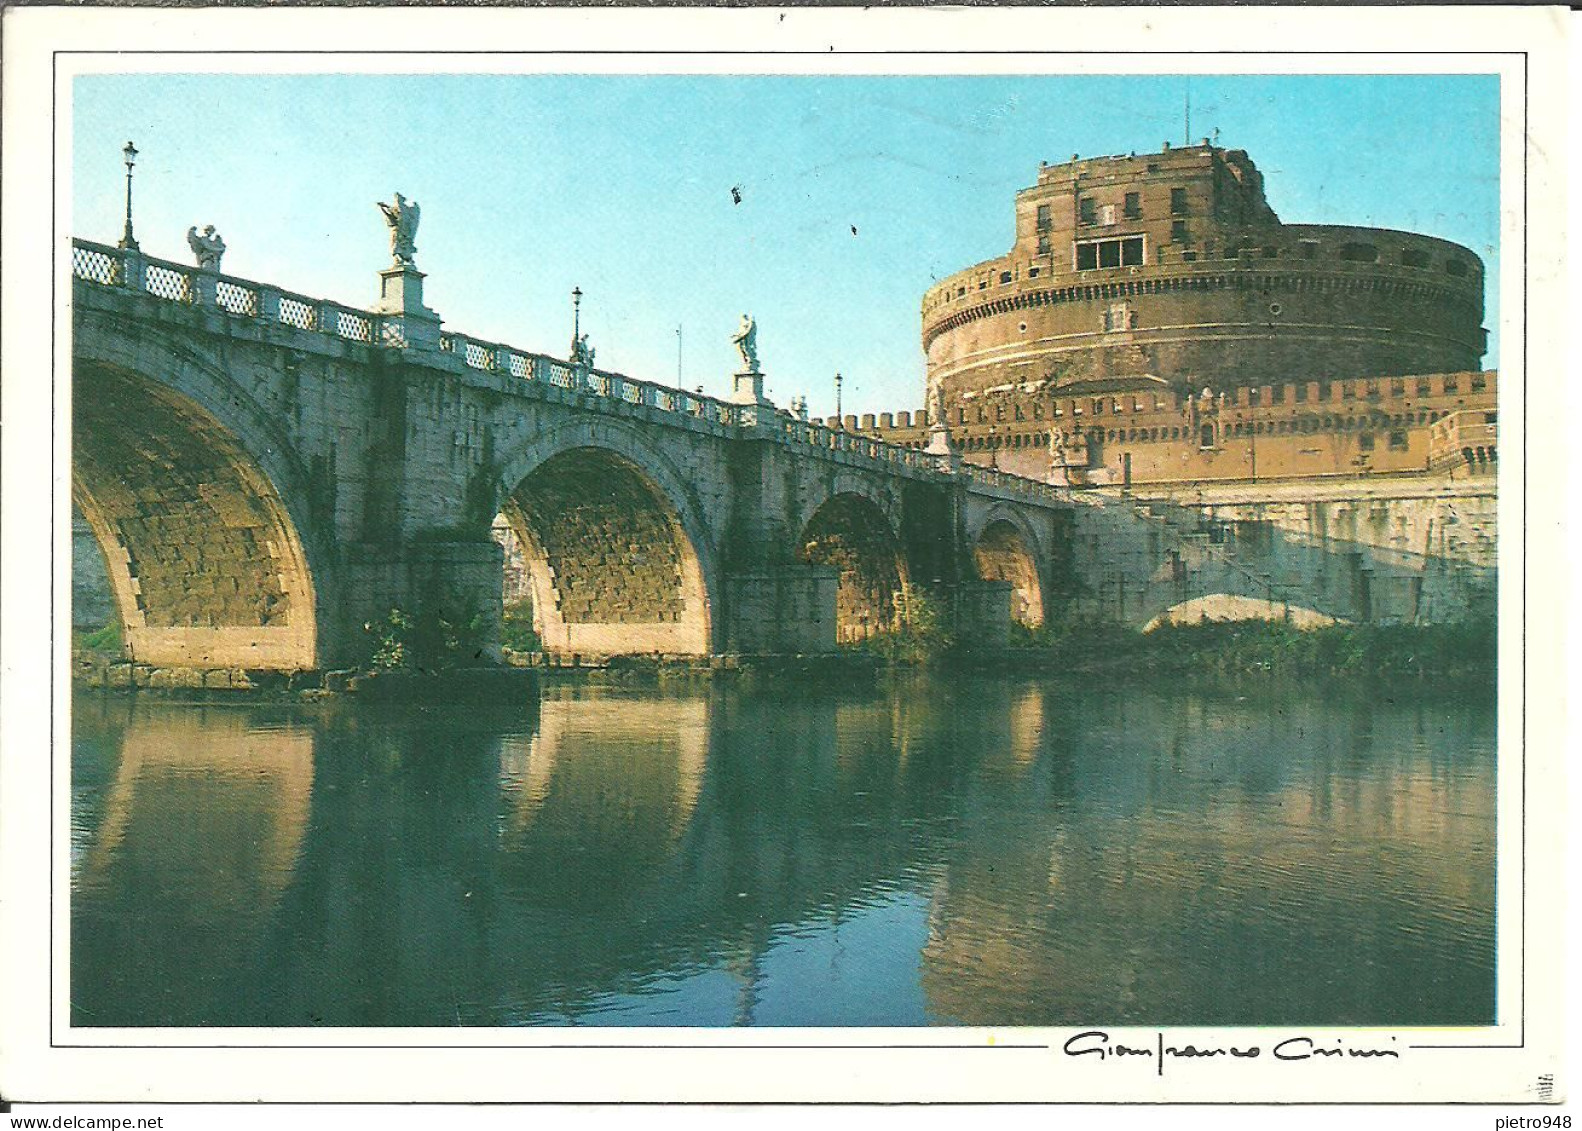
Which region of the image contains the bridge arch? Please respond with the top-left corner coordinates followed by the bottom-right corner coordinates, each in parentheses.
top-left (72, 346), bottom-right (329, 671)
top-left (971, 511), bottom-right (1046, 629)
top-left (1140, 594), bottom-right (1340, 633)
top-left (492, 420), bottom-right (718, 657)
top-left (797, 491), bottom-right (910, 644)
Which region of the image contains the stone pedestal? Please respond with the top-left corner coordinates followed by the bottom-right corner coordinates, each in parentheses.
top-left (730, 368), bottom-right (771, 407)
top-left (374, 264), bottom-right (442, 351)
top-left (925, 422), bottom-right (961, 470)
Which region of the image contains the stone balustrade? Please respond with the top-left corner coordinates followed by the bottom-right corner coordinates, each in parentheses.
top-left (72, 238), bottom-right (1063, 506)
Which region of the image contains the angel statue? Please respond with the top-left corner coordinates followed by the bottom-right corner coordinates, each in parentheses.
top-left (572, 334), bottom-right (596, 369)
top-left (186, 225), bottom-right (226, 271)
top-left (377, 193), bottom-right (421, 266)
top-left (731, 313), bottom-right (760, 374)
top-left (928, 378), bottom-right (949, 432)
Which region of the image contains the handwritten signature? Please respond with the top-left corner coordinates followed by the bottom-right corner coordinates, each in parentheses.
top-left (1062, 1031), bottom-right (1400, 1074)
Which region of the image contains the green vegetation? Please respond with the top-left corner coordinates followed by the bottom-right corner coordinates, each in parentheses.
top-left (363, 600), bottom-right (493, 671)
top-left (500, 598), bottom-right (541, 654)
top-left (77, 620), bottom-right (123, 655)
top-left (996, 616), bottom-right (1497, 684)
top-left (852, 588), bottom-right (956, 665)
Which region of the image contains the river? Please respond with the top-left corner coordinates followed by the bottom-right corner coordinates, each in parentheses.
top-left (70, 673), bottom-right (1495, 1028)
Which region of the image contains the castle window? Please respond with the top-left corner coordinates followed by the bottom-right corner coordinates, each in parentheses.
top-left (1029, 264), bottom-right (1042, 277)
top-left (1249, 387), bottom-right (1261, 406)
top-left (1199, 424), bottom-right (1215, 449)
top-left (1401, 248), bottom-right (1431, 268)
top-left (958, 409), bottom-right (967, 424)
top-left (1365, 379), bottom-right (1380, 400)
top-left (1299, 240), bottom-right (1320, 259)
top-left (1443, 375), bottom-right (1459, 394)
top-left (1092, 399), bottom-right (1104, 416)
top-left (1358, 432), bottom-right (1375, 451)
top-left (1076, 236), bottom-right (1144, 271)
top-left (1446, 258), bottom-right (1469, 277)
top-left (979, 279), bottom-right (989, 290)
top-left (1171, 187), bottom-right (1189, 215)
top-left (1037, 233), bottom-right (1051, 255)
top-left (1272, 385), bottom-right (1286, 404)
top-left (1014, 404), bottom-right (1025, 421)
top-left (1124, 192), bottom-right (1141, 219)
top-left (1389, 430), bottom-right (1409, 450)
top-left (1036, 204), bottom-right (1052, 232)
top-left (1339, 242), bottom-right (1378, 263)
top-left (1147, 163), bottom-right (1160, 173)
top-left (1181, 251), bottom-right (1197, 262)
top-left (1295, 385), bottom-right (1308, 403)
top-left (1470, 374), bottom-right (1487, 392)
top-left (1171, 220), bottom-right (1189, 244)
top-left (1079, 197), bottom-right (1097, 225)
top-left (1223, 244), bottom-right (1241, 260)
top-left (1100, 203), bottom-right (1117, 225)
top-left (1340, 381), bottom-right (1355, 400)
top-left (1000, 271), bottom-right (1013, 284)
top-left (1263, 245), bottom-right (1279, 258)
top-left (1390, 379), bottom-right (1406, 397)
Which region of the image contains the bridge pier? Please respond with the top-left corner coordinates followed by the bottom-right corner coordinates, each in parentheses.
top-left (338, 540), bottom-right (505, 668)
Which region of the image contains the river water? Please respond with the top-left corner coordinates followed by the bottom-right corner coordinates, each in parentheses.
top-left (70, 673), bottom-right (1495, 1028)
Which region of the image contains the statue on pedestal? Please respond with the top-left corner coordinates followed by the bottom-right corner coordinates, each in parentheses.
top-left (571, 334), bottom-right (596, 369)
top-left (377, 193), bottom-right (421, 266)
top-left (928, 378), bottom-right (949, 432)
top-left (186, 225), bottom-right (225, 271)
top-left (731, 314), bottom-right (760, 373)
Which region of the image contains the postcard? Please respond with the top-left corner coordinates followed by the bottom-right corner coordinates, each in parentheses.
top-left (0, 3), bottom-right (1569, 1115)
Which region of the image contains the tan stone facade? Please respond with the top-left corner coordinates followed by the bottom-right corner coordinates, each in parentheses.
top-left (834, 370), bottom-right (1496, 488)
top-left (921, 143), bottom-right (1486, 404)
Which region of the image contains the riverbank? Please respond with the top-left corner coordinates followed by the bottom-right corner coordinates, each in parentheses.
top-left (72, 617), bottom-right (1497, 698)
top-left (957, 618), bottom-right (1498, 688)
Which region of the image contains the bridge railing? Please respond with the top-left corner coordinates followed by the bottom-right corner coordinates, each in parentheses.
top-left (72, 237), bottom-right (1064, 506)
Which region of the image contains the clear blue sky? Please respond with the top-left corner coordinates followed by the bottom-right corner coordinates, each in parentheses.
top-left (73, 73), bottom-right (1500, 417)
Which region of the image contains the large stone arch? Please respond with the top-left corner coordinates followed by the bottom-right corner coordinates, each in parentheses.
top-left (71, 346), bottom-right (328, 671)
top-left (492, 420), bottom-right (718, 657)
top-left (1140, 594), bottom-right (1340, 633)
top-left (970, 509), bottom-right (1047, 629)
top-left (798, 491), bottom-right (911, 644)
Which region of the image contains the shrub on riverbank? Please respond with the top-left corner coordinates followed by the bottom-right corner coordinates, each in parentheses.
top-left (853, 588), bottom-right (956, 665)
top-left (997, 616), bottom-right (1496, 683)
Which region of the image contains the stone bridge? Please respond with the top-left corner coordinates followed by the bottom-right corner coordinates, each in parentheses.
top-left (1060, 485), bottom-right (1496, 632)
top-left (71, 239), bottom-right (1067, 672)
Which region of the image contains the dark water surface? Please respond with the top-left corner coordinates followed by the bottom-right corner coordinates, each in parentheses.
top-left (70, 675), bottom-right (1495, 1028)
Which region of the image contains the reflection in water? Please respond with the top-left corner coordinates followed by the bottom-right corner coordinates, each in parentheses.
top-left (71, 677), bottom-right (1495, 1027)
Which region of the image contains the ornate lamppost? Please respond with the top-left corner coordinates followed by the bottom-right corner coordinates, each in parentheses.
top-left (834, 371), bottom-right (843, 425)
top-left (570, 286), bottom-right (583, 362)
top-left (119, 140), bottom-right (139, 251)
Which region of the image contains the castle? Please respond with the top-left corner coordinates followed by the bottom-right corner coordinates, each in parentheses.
top-left (819, 141), bottom-right (1497, 490)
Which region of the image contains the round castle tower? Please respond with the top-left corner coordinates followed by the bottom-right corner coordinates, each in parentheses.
top-left (922, 142), bottom-right (1487, 412)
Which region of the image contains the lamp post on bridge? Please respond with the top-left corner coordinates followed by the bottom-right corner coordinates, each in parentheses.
top-left (118, 141), bottom-right (139, 252)
top-left (570, 286), bottom-right (582, 362)
top-left (834, 371), bottom-right (843, 426)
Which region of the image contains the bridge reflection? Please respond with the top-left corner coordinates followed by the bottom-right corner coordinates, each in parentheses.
top-left (70, 679), bottom-right (1494, 1027)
